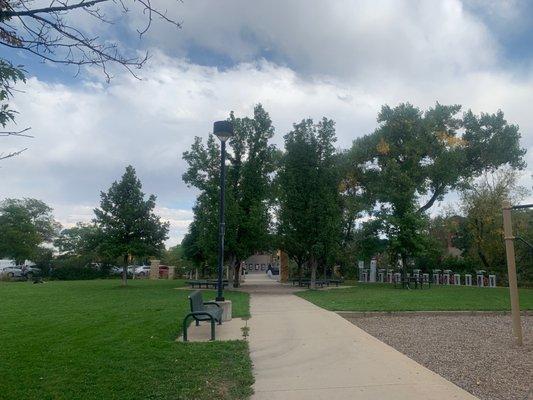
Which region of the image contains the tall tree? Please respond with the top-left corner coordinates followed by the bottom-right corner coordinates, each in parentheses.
top-left (94, 165), bottom-right (169, 285)
top-left (0, 198), bottom-right (60, 263)
top-left (224, 105), bottom-right (276, 285)
top-left (54, 222), bottom-right (105, 259)
top-left (277, 118), bottom-right (342, 288)
top-left (349, 103), bottom-right (526, 270)
top-left (456, 168), bottom-right (529, 278)
top-left (182, 104), bottom-right (276, 286)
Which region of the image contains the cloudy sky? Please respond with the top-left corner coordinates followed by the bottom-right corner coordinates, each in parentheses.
top-left (2, 0), bottom-right (532, 246)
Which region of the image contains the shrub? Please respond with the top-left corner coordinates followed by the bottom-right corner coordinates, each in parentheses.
top-left (440, 256), bottom-right (478, 274)
top-left (50, 266), bottom-right (103, 280)
top-left (50, 257), bottom-right (106, 280)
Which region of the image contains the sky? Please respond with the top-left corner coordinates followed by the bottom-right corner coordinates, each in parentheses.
top-left (1, 0), bottom-right (532, 246)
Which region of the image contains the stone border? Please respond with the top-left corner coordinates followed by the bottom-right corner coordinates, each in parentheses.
top-left (336, 310), bottom-right (532, 318)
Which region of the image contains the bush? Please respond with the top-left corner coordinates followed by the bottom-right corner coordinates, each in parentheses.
top-left (49, 257), bottom-right (107, 280)
top-left (440, 256), bottom-right (477, 274)
top-left (50, 266), bottom-right (104, 280)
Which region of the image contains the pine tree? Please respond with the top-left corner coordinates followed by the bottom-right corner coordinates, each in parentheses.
top-left (94, 166), bottom-right (169, 285)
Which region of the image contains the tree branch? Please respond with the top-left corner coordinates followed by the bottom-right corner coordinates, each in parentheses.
top-left (0, 127), bottom-right (33, 137)
top-left (417, 184), bottom-right (443, 213)
top-left (0, 148), bottom-right (27, 160)
top-left (1, 0), bottom-right (110, 17)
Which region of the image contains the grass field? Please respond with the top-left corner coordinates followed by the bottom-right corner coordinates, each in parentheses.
top-left (297, 283), bottom-right (533, 312)
top-left (0, 279), bottom-right (253, 400)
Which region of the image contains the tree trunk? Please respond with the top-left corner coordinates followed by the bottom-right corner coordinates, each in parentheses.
top-left (310, 257), bottom-right (317, 289)
top-left (297, 261), bottom-right (303, 279)
top-left (228, 254), bottom-right (236, 283)
top-left (477, 250), bottom-right (491, 270)
top-left (233, 260), bottom-right (241, 288)
top-left (122, 254), bottom-right (128, 286)
top-left (401, 253), bottom-right (408, 281)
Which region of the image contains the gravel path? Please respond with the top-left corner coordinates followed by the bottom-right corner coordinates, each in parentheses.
top-left (346, 314), bottom-right (532, 400)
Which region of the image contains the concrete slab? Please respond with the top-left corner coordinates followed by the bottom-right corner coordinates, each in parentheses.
top-left (247, 288), bottom-right (478, 399)
top-left (177, 317), bottom-right (248, 342)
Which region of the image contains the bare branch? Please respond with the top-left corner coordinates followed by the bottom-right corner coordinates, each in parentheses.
top-left (1, 0), bottom-right (109, 17)
top-left (0, 127), bottom-right (33, 137)
top-left (0, 147), bottom-right (28, 160)
top-left (1, 0), bottom-right (181, 80)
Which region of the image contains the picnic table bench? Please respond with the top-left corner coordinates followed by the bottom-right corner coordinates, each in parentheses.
top-left (290, 278), bottom-right (344, 288)
top-left (395, 275), bottom-right (431, 289)
top-left (182, 290), bottom-right (222, 341)
top-left (186, 279), bottom-right (228, 289)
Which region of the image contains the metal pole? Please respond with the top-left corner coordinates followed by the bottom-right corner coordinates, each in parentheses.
top-left (502, 200), bottom-right (523, 346)
top-left (216, 140), bottom-right (226, 302)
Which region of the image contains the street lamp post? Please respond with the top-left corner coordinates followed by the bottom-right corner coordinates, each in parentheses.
top-left (213, 120), bottom-right (233, 302)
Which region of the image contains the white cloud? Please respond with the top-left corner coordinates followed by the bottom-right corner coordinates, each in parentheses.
top-left (142, 0), bottom-right (498, 81)
top-left (1, 0), bottom-right (532, 246)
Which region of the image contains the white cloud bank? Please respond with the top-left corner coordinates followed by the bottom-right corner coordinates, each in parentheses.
top-left (1, 0), bottom-right (532, 245)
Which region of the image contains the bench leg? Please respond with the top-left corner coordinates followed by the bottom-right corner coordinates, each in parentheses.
top-left (195, 319), bottom-right (200, 326)
top-left (211, 319), bottom-right (215, 341)
top-left (183, 315), bottom-right (190, 342)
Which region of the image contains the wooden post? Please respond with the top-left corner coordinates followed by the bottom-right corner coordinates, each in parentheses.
top-left (502, 200), bottom-right (523, 346)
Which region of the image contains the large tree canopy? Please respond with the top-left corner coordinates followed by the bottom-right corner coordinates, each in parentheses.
top-left (94, 165), bottom-right (169, 285)
top-left (347, 103), bottom-right (526, 267)
top-left (54, 222), bottom-right (105, 260)
top-left (0, 198), bottom-right (60, 263)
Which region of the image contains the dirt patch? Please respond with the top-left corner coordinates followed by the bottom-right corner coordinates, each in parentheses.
top-left (346, 314), bottom-right (532, 400)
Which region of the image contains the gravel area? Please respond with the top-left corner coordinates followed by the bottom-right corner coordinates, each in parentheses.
top-left (346, 314), bottom-right (532, 400)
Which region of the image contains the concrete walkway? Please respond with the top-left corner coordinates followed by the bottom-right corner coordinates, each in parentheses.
top-left (245, 276), bottom-right (478, 400)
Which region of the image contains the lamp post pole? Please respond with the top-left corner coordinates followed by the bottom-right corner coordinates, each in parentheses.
top-left (216, 138), bottom-right (227, 301)
top-left (213, 120), bottom-right (233, 302)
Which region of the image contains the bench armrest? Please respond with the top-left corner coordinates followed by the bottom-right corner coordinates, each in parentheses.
top-left (203, 301), bottom-right (221, 308)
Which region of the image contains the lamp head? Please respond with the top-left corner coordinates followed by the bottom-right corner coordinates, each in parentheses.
top-left (213, 120), bottom-right (233, 142)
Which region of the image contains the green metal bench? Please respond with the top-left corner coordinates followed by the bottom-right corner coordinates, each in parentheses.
top-left (183, 290), bottom-right (222, 341)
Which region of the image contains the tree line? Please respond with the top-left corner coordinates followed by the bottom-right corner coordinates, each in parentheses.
top-left (182, 103), bottom-right (529, 288)
top-left (0, 165), bottom-right (170, 285)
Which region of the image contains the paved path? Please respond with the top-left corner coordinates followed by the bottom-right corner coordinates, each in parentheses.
top-left (245, 276), bottom-right (478, 400)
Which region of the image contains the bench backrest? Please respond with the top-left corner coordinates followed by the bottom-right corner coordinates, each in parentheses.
top-left (188, 290), bottom-right (205, 312)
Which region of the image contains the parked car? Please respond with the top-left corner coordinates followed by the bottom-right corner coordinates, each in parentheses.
top-left (159, 265), bottom-right (169, 278)
top-left (109, 266), bottom-right (123, 276)
top-left (0, 265), bottom-right (24, 279)
top-left (134, 265), bottom-right (151, 277)
top-left (21, 265), bottom-right (41, 279)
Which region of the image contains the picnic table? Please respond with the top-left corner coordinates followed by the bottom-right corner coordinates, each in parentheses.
top-left (289, 278), bottom-right (343, 288)
top-left (186, 279), bottom-right (228, 289)
top-left (395, 275), bottom-right (431, 289)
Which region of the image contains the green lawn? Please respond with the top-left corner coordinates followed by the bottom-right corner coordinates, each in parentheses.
top-left (297, 283), bottom-right (533, 312)
top-left (0, 279), bottom-right (253, 400)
